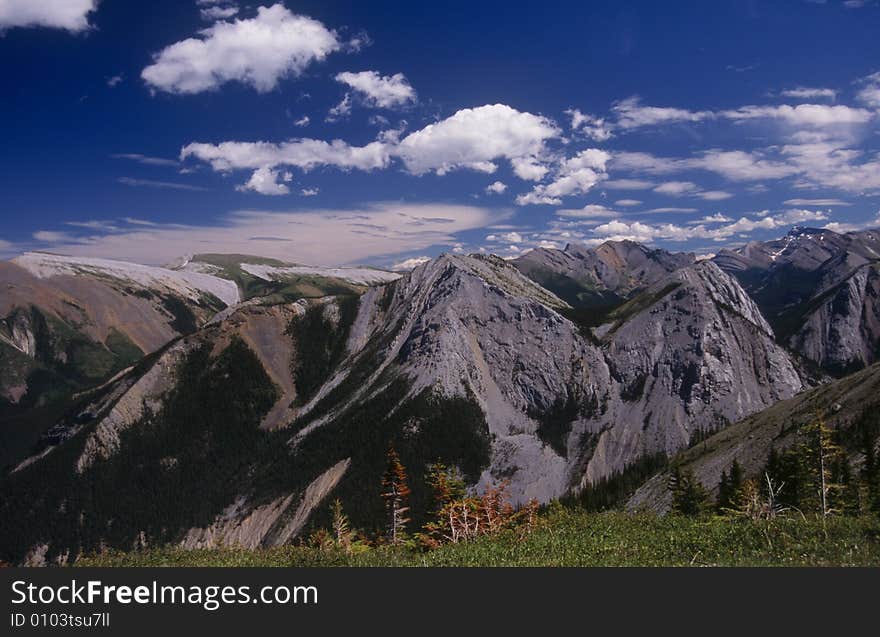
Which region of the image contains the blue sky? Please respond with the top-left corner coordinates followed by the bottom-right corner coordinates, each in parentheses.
top-left (1, 0), bottom-right (879, 268)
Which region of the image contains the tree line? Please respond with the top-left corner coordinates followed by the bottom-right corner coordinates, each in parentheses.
top-left (668, 409), bottom-right (880, 519)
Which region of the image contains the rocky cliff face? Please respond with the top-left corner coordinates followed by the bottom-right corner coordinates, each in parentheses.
top-left (789, 263), bottom-right (880, 374)
top-left (513, 240), bottom-right (695, 307)
top-left (289, 254), bottom-right (802, 503)
top-left (715, 227), bottom-right (880, 374)
top-left (577, 261), bottom-right (802, 485)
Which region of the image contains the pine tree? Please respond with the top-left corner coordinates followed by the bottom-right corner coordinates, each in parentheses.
top-left (799, 414), bottom-right (845, 516)
top-left (331, 499), bottom-right (354, 552)
top-left (381, 446), bottom-right (411, 545)
top-left (859, 413), bottom-right (880, 514)
top-left (426, 462), bottom-right (466, 516)
top-left (717, 460), bottom-right (745, 513)
top-left (668, 467), bottom-right (709, 516)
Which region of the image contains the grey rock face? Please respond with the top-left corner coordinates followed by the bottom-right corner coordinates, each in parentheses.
top-left (714, 226), bottom-right (880, 373)
top-left (577, 262), bottom-right (802, 485)
top-left (513, 240), bottom-right (695, 306)
top-left (790, 263), bottom-right (880, 373)
top-left (291, 254), bottom-right (803, 501)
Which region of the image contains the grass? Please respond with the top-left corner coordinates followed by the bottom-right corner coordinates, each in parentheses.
top-left (75, 509), bottom-right (880, 567)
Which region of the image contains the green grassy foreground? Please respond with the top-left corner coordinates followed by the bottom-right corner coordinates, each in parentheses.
top-left (76, 510), bottom-right (880, 567)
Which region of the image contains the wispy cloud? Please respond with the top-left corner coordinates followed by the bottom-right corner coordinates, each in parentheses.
top-left (117, 177), bottom-right (207, 191)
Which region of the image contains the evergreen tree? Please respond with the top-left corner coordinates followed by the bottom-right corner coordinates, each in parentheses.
top-left (717, 470), bottom-right (730, 513)
top-left (425, 462), bottom-right (465, 516)
top-left (859, 413), bottom-right (880, 514)
top-left (381, 446), bottom-right (411, 544)
top-left (799, 414), bottom-right (845, 516)
top-left (668, 467), bottom-right (709, 516)
top-left (717, 460), bottom-right (744, 513)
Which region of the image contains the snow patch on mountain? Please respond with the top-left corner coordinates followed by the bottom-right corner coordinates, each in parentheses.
top-left (13, 252), bottom-right (240, 307)
top-left (240, 263), bottom-right (401, 286)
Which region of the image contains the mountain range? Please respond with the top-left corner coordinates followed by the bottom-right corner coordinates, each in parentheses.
top-left (1, 226), bottom-right (879, 564)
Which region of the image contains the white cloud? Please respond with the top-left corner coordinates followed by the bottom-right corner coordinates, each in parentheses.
top-left (654, 181), bottom-right (700, 196)
top-left (612, 96), bottom-right (714, 130)
top-left (720, 103), bottom-right (873, 126)
top-left (180, 138), bottom-right (392, 172)
top-left (112, 153), bottom-right (179, 167)
top-left (326, 93), bottom-right (352, 121)
top-left (35, 203), bottom-right (500, 267)
top-left (293, 115), bottom-right (310, 127)
top-left (564, 108), bottom-right (612, 141)
top-left (0, 0), bottom-right (97, 32)
top-left (856, 72), bottom-right (880, 109)
top-left (392, 256), bottom-right (431, 271)
top-left (335, 71), bottom-right (416, 108)
top-left (236, 166), bottom-right (292, 195)
top-left (614, 150), bottom-right (800, 181)
top-left (823, 222), bottom-right (860, 233)
top-left (142, 5), bottom-right (342, 94)
top-left (615, 199), bottom-right (642, 207)
top-left (652, 181), bottom-right (732, 200)
top-left (300, 187), bottom-right (319, 196)
top-left (33, 230), bottom-right (78, 243)
top-left (397, 104), bottom-right (560, 176)
top-left (556, 204), bottom-right (618, 219)
top-left (200, 5), bottom-right (239, 21)
top-left (784, 198), bottom-right (851, 206)
top-left (516, 149), bottom-right (610, 205)
top-left (485, 181), bottom-right (507, 194)
top-left (780, 87), bottom-right (837, 101)
top-left (589, 209), bottom-right (831, 245)
top-left (698, 190), bottom-right (734, 201)
top-left (106, 74), bottom-right (124, 87)
top-left (602, 178), bottom-right (655, 190)
top-left (117, 177), bottom-right (207, 191)
top-left (182, 104), bottom-right (566, 190)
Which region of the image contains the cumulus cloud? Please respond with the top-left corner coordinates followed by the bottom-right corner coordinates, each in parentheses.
top-left (397, 104), bottom-right (560, 176)
top-left (856, 72), bottom-right (880, 109)
top-left (335, 71), bottom-right (416, 108)
top-left (516, 149), bottom-right (610, 205)
top-left (615, 199), bottom-right (642, 207)
top-left (198, 1), bottom-right (239, 21)
top-left (564, 108), bottom-right (613, 141)
top-left (485, 181), bottom-right (507, 194)
top-left (142, 5), bottom-right (342, 94)
top-left (292, 115), bottom-right (310, 127)
top-left (236, 166), bottom-right (292, 195)
top-left (326, 93), bottom-right (352, 121)
top-left (181, 104), bottom-right (567, 194)
top-left (180, 138), bottom-right (392, 172)
top-left (0, 0), bottom-right (97, 32)
top-left (34, 203), bottom-right (500, 267)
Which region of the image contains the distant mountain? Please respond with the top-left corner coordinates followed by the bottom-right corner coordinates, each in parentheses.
top-left (513, 240), bottom-right (695, 308)
top-left (714, 227), bottom-right (880, 374)
top-left (1, 251), bottom-right (804, 564)
top-left (0, 252), bottom-right (237, 467)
